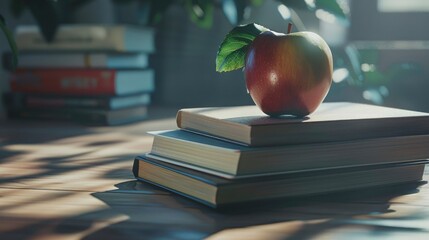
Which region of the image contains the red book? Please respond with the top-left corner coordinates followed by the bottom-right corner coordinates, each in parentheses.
top-left (10, 69), bottom-right (154, 95)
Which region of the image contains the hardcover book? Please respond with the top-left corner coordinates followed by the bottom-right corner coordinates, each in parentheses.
top-left (15, 24), bottom-right (155, 52)
top-left (148, 130), bottom-right (429, 176)
top-left (3, 92), bottom-right (151, 110)
top-left (10, 69), bottom-right (154, 95)
top-left (3, 52), bottom-right (149, 69)
top-left (176, 102), bottom-right (429, 146)
top-left (133, 156), bottom-right (428, 207)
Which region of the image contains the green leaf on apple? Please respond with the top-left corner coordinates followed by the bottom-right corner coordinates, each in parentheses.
top-left (216, 23), bottom-right (269, 72)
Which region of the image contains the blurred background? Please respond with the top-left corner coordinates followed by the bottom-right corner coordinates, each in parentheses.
top-left (1, 0), bottom-right (429, 122)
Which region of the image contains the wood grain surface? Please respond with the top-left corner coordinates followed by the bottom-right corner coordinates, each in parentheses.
top-left (1, 108), bottom-right (428, 240)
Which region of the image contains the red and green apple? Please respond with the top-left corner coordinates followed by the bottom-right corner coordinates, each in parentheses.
top-left (216, 23), bottom-right (333, 117)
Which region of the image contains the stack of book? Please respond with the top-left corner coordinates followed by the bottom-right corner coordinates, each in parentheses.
top-left (133, 102), bottom-right (429, 207)
top-left (2, 24), bottom-right (155, 125)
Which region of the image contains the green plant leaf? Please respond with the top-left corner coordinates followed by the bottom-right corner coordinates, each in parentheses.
top-left (364, 70), bottom-right (386, 86)
top-left (315, 0), bottom-right (348, 22)
top-left (216, 23), bottom-right (269, 72)
top-left (144, 0), bottom-right (174, 25)
top-left (221, 0), bottom-right (249, 25)
top-left (280, 0), bottom-right (349, 23)
top-left (185, 0), bottom-right (214, 29)
top-left (10, 0), bottom-right (26, 18)
top-left (0, 14), bottom-right (18, 69)
top-left (250, 0), bottom-right (264, 6)
top-left (68, 0), bottom-right (92, 10)
top-left (22, 0), bottom-right (60, 42)
top-left (344, 45), bottom-right (364, 85)
top-left (278, 0), bottom-right (315, 10)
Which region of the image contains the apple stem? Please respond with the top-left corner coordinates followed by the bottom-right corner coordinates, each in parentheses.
top-left (287, 23), bottom-right (293, 34)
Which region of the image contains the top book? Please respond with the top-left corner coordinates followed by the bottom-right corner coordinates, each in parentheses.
top-left (15, 24), bottom-right (155, 53)
top-left (176, 102), bottom-right (429, 146)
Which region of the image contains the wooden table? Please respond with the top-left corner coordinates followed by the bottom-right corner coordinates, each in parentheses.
top-left (1, 107), bottom-right (428, 240)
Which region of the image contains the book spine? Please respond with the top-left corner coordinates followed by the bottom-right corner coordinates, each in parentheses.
top-left (26, 96), bottom-right (110, 109)
top-left (3, 92), bottom-right (110, 109)
top-left (176, 110), bottom-right (184, 129)
top-left (15, 25), bottom-right (154, 52)
top-left (3, 92), bottom-right (151, 110)
top-left (10, 69), bottom-right (118, 95)
top-left (132, 158), bottom-right (140, 178)
top-left (3, 52), bottom-right (149, 70)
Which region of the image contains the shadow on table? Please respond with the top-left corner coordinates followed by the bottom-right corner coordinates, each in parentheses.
top-left (82, 180), bottom-right (429, 240)
top-left (2, 116), bottom-right (427, 239)
top-left (2, 179), bottom-right (425, 239)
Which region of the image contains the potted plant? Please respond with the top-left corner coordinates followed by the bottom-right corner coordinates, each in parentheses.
top-left (2, 0), bottom-right (368, 109)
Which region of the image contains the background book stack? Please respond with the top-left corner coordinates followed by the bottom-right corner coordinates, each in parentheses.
top-left (133, 102), bottom-right (429, 207)
top-left (2, 24), bottom-right (155, 125)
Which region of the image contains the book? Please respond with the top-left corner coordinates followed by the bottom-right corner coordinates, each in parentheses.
top-left (3, 92), bottom-right (151, 110)
top-left (10, 69), bottom-right (154, 95)
top-left (176, 102), bottom-right (429, 146)
top-left (7, 105), bottom-right (148, 126)
top-left (133, 156), bottom-right (428, 207)
top-left (3, 52), bottom-right (149, 69)
top-left (148, 130), bottom-right (429, 176)
top-left (15, 25), bottom-right (155, 53)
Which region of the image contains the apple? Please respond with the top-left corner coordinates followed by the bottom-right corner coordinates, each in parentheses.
top-left (244, 25), bottom-right (333, 117)
top-left (216, 23), bottom-right (333, 117)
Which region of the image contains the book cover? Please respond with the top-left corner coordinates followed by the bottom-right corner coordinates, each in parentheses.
top-left (7, 105), bottom-right (148, 126)
top-left (147, 130), bottom-right (429, 176)
top-left (15, 24), bottom-right (155, 53)
top-left (3, 52), bottom-right (149, 69)
top-left (10, 69), bottom-right (154, 95)
top-left (3, 92), bottom-right (151, 110)
top-left (176, 102), bottom-right (429, 146)
top-left (133, 156), bottom-right (428, 207)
